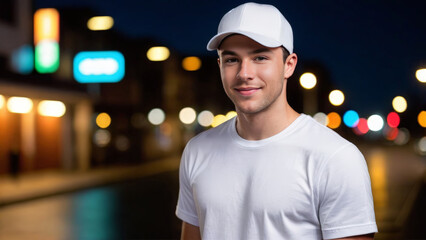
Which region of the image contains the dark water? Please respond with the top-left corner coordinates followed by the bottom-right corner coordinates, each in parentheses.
top-left (69, 170), bottom-right (181, 240)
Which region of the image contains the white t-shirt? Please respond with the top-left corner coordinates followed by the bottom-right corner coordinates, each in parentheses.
top-left (176, 114), bottom-right (377, 240)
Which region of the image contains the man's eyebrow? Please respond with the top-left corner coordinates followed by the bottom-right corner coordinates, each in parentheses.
top-left (250, 48), bottom-right (273, 54)
top-left (220, 50), bottom-right (237, 56)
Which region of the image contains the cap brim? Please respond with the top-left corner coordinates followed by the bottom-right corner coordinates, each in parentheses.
top-left (207, 30), bottom-right (283, 51)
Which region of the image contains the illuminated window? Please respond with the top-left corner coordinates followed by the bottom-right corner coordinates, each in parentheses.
top-left (7, 97), bottom-right (33, 114)
top-left (38, 100), bottom-right (66, 117)
top-left (147, 47), bottom-right (170, 61)
top-left (87, 16), bottom-right (114, 31)
top-left (0, 95), bottom-right (5, 109)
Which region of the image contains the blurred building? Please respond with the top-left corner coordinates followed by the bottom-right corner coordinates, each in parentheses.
top-left (0, 0), bottom-right (92, 174)
top-left (1, 3), bottom-right (228, 171)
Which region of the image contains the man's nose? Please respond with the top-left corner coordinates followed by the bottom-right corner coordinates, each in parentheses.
top-left (237, 59), bottom-right (255, 81)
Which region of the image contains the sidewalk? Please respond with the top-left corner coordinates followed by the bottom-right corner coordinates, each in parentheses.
top-left (0, 157), bottom-right (180, 207)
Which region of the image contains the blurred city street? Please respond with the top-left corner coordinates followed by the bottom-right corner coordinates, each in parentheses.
top-left (0, 1), bottom-right (425, 240)
top-left (0, 143), bottom-right (425, 240)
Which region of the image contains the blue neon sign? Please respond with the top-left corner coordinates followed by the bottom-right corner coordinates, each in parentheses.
top-left (73, 51), bottom-right (125, 83)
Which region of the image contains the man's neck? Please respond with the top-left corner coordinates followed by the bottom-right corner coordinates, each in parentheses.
top-left (235, 104), bottom-right (300, 141)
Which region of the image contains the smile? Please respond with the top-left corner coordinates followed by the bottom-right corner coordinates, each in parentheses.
top-left (235, 87), bottom-right (261, 96)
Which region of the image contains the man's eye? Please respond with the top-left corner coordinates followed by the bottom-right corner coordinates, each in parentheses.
top-left (225, 58), bottom-right (238, 63)
top-left (254, 56), bottom-right (267, 61)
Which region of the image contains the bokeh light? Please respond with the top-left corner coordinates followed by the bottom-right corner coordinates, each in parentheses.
top-left (417, 137), bottom-right (426, 155)
top-left (416, 68), bottom-right (426, 83)
top-left (34, 8), bottom-right (59, 43)
top-left (0, 95), bottom-right (5, 109)
top-left (35, 40), bottom-right (60, 74)
top-left (7, 97), bottom-right (33, 114)
top-left (38, 100), bottom-right (66, 117)
top-left (327, 112), bottom-right (341, 129)
top-left (11, 45), bottom-right (34, 74)
top-left (34, 8), bottom-right (60, 74)
top-left (147, 46), bottom-right (170, 61)
top-left (96, 112), bottom-right (111, 128)
top-left (386, 112), bottom-right (400, 128)
top-left (211, 114), bottom-right (227, 128)
top-left (182, 56), bottom-right (201, 71)
top-left (73, 51), bottom-right (125, 83)
top-left (343, 110), bottom-right (359, 128)
top-left (115, 135), bottom-right (130, 152)
top-left (160, 122), bottom-right (173, 137)
top-left (299, 72), bottom-right (317, 89)
top-left (392, 96), bottom-right (407, 113)
top-left (226, 111), bottom-right (237, 120)
top-left (354, 118), bottom-right (369, 135)
top-left (384, 127), bottom-right (399, 141)
top-left (418, 111), bottom-right (426, 128)
top-left (197, 110), bottom-right (214, 127)
top-left (329, 90), bottom-right (345, 106)
top-left (394, 128), bottom-right (410, 145)
top-left (147, 108), bottom-right (165, 125)
top-left (87, 16), bottom-right (114, 31)
top-left (313, 112), bottom-right (328, 126)
top-left (93, 129), bottom-right (111, 147)
top-left (179, 107), bottom-right (196, 124)
top-left (367, 114), bottom-right (384, 132)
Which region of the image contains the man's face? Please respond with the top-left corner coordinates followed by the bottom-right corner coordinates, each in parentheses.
top-left (218, 34), bottom-right (287, 115)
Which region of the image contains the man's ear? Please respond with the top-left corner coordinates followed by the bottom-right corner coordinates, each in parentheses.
top-left (217, 49), bottom-right (221, 67)
top-left (284, 53), bottom-right (298, 79)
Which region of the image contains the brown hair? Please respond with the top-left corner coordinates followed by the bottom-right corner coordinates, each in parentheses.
top-left (282, 47), bottom-right (290, 62)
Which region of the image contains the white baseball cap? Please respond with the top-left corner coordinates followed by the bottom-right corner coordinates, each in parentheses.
top-left (207, 2), bottom-right (294, 53)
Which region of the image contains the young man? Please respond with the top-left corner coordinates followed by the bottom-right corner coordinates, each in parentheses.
top-left (176, 2), bottom-right (377, 239)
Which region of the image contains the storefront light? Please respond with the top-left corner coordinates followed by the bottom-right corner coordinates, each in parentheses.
top-left (38, 100), bottom-right (66, 117)
top-left (7, 97), bottom-right (33, 114)
top-left (0, 95), bottom-right (5, 109)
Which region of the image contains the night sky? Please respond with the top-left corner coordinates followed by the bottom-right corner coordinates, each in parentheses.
top-left (35, 0), bottom-right (426, 116)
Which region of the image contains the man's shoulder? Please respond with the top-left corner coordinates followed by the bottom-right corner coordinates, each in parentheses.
top-left (297, 114), bottom-right (354, 153)
top-left (186, 117), bottom-right (234, 148)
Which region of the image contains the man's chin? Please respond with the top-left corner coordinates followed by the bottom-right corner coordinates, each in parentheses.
top-left (235, 106), bottom-right (263, 115)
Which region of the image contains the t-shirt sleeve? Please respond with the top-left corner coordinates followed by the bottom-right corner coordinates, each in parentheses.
top-left (316, 143), bottom-right (378, 239)
top-left (175, 144), bottom-right (200, 226)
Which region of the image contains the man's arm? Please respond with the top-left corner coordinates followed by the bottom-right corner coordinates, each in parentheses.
top-left (332, 233), bottom-right (375, 240)
top-left (181, 221), bottom-right (201, 240)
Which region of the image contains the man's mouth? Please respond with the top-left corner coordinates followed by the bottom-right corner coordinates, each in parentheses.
top-left (235, 87), bottom-right (261, 96)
